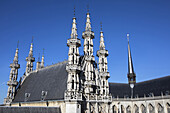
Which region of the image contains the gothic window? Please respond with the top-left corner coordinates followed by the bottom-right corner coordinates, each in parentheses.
top-left (141, 104), bottom-right (146, 113)
top-left (121, 105), bottom-right (125, 113)
top-left (134, 105), bottom-right (139, 113)
top-left (72, 80), bottom-right (74, 89)
top-left (102, 58), bottom-right (104, 66)
top-left (157, 103), bottom-right (164, 113)
top-left (126, 106), bottom-right (131, 113)
top-left (148, 104), bottom-right (154, 113)
top-left (113, 105), bottom-right (117, 113)
top-left (73, 55), bottom-right (74, 64)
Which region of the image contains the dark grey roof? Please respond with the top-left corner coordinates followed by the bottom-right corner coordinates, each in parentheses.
top-left (0, 107), bottom-right (61, 113)
top-left (13, 61), bottom-right (68, 102)
top-left (13, 60), bottom-right (170, 102)
top-left (109, 76), bottom-right (170, 98)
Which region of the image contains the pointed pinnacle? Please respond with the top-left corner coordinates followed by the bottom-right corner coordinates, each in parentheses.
top-left (43, 48), bottom-right (45, 55)
top-left (32, 36), bottom-right (34, 43)
top-left (87, 4), bottom-right (89, 13)
top-left (17, 40), bottom-right (19, 48)
top-left (100, 22), bottom-right (102, 31)
top-left (74, 6), bottom-right (75, 17)
top-left (127, 33), bottom-right (130, 42)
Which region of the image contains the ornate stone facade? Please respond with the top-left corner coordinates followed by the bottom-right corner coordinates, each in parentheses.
top-left (2, 10), bottom-right (170, 113)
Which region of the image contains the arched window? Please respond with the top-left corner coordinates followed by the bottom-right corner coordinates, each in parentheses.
top-left (121, 105), bottom-right (125, 113)
top-left (148, 104), bottom-right (154, 113)
top-left (126, 105), bottom-right (131, 113)
top-left (113, 105), bottom-right (117, 113)
top-left (134, 105), bottom-right (139, 113)
top-left (157, 103), bottom-right (164, 113)
top-left (141, 104), bottom-right (146, 113)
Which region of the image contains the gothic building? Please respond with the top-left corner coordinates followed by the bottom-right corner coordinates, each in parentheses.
top-left (1, 10), bottom-right (170, 113)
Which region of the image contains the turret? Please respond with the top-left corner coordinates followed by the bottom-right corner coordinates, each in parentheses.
top-left (82, 11), bottom-right (97, 94)
top-left (97, 23), bottom-right (110, 96)
top-left (25, 37), bottom-right (35, 75)
top-left (4, 42), bottom-right (20, 104)
top-left (65, 9), bottom-right (81, 101)
top-left (127, 34), bottom-right (136, 98)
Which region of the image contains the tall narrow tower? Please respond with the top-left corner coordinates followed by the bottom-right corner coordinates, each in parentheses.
top-left (25, 38), bottom-right (35, 76)
top-left (97, 24), bottom-right (110, 96)
top-left (4, 43), bottom-right (20, 104)
top-left (127, 34), bottom-right (136, 98)
top-left (82, 12), bottom-right (97, 94)
top-left (65, 9), bottom-right (82, 113)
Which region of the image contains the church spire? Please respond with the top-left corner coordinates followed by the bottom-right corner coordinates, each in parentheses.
top-left (65, 7), bottom-right (81, 102)
top-left (97, 24), bottom-right (110, 96)
top-left (25, 37), bottom-right (35, 75)
top-left (99, 22), bottom-right (105, 50)
top-left (4, 42), bottom-right (20, 104)
top-left (127, 34), bottom-right (136, 98)
top-left (85, 12), bottom-right (92, 31)
top-left (71, 8), bottom-right (78, 39)
top-left (13, 41), bottom-right (19, 63)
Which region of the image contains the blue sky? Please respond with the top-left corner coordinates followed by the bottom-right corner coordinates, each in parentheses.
top-left (0, 0), bottom-right (170, 104)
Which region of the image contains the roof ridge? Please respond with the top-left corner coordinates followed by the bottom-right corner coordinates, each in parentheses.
top-left (31, 60), bottom-right (68, 73)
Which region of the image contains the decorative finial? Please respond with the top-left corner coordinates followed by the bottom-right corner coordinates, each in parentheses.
top-left (74, 6), bottom-right (75, 17)
top-left (38, 53), bottom-right (40, 62)
top-left (127, 33), bottom-right (130, 42)
top-left (87, 4), bottom-right (89, 13)
top-left (100, 22), bottom-right (102, 31)
top-left (17, 40), bottom-right (19, 48)
top-left (32, 36), bottom-right (34, 43)
top-left (43, 48), bottom-right (45, 55)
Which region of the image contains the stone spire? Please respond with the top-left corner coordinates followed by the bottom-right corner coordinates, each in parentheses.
top-left (99, 23), bottom-right (105, 50)
top-left (41, 48), bottom-right (44, 68)
top-left (4, 42), bottom-right (20, 104)
top-left (36, 53), bottom-right (41, 71)
top-left (127, 34), bottom-right (136, 98)
top-left (65, 8), bottom-right (81, 101)
top-left (25, 37), bottom-right (35, 75)
top-left (82, 11), bottom-right (97, 94)
top-left (85, 12), bottom-right (91, 31)
top-left (97, 24), bottom-right (110, 96)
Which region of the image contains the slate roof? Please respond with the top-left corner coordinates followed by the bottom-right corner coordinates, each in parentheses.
top-left (13, 61), bottom-right (68, 102)
top-left (109, 76), bottom-right (170, 98)
top-left (13, 60), bottom-right (170, 102)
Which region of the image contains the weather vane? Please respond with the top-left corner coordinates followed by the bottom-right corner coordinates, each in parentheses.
top-left (74, 6), bottom-right (75, 16)
top-left (32, 36), bottom-right (34, 43)
top-left (17, 40), bottom-right (19, 48)
top-left (100, 22), bottom-right (102, 31)
top-left (87, 4), bottom-right (89, 12)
